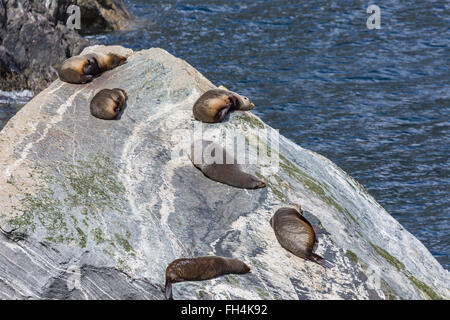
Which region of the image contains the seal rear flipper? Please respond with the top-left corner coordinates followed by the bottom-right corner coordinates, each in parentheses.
top-left (309, 253), bottom-right (333, 269)
top-left (165, 280), bottom-right (173, 300)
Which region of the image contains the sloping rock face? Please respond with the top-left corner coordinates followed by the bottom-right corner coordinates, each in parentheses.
top-left (0, 45), bottom-right (448, 300)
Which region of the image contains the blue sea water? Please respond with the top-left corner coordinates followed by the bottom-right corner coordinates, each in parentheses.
top-left (1, 0), bottom-right (448, 269)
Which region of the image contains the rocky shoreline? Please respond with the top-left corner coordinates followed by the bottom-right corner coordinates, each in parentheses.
top-left (0, 0), bottom-right (131, 93)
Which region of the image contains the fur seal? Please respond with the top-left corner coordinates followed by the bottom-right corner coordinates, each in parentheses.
top-left (90, 88), bottom-right (127, 120)
top-left (270, 205), bottom-right (333, 268)
top-left (193, 88), bottom-right (255, 123)
top-left (58, 52), bottom-right (127, 84)
top-left (189, 140), bottom-right (266, 189)
top-left (165, 256), bottom-right (251, 300)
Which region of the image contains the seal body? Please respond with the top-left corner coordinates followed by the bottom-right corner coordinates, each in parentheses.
top-left (165, 256), bottom-right (251, 300)
top-left (90, 88), bottom-right (127, 120)
top-left (270, 206), bottom-right (333, 268)
top-left (193, 88), bottom-right (255, 123)
top-left (58, 52), bottom-right (127, 84)
top-left (189, 140), bottom-right (266, 189)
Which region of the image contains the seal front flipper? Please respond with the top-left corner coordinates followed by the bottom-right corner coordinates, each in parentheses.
top-left (80, 74), bottom-right (94, 83)
top-left (164, 280), bottom-right (173, 300)
top-left (214, 104), bottom-right (232, 122)
top-left (309, 253), bottom-right (334, 269)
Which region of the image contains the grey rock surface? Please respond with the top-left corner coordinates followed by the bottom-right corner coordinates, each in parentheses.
top-left (0, 45), bottom-right (448, 300)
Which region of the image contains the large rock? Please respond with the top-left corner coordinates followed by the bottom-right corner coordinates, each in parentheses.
top-left (0, 45), bottom-right (448, 300)
top-left (0, 0), bottom-right (131, 93)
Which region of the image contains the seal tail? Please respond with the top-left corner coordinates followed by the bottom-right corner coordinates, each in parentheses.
top-left (164, 280), bottom-right (173, 300)
top-left (309, 253), bottom-right (334, 269)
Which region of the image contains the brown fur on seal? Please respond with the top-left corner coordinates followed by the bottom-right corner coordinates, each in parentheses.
top-left (90, 88), bottom-right (127, 120)
top-left (193, 88), bottom-right (255, 123)
top-left (270, 205), bottom-right (333, 268)
top-left (165, 256), bottom-right (250, 300)
top-left (58, 52), bottom-right (127, 84)
top-left (189, 140), bottom-right (266, 189)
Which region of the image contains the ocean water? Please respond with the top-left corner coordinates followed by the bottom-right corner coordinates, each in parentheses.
top-left (0, 90), bottom-right (33, 129)
top-left (1, 0), bottom-right (448, 269)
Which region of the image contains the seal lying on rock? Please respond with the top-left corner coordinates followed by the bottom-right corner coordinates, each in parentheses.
top-left (90, 88), bottom-right (127, 120)
top-left (165, 256), bottom-right (251, 300)
top-left (193, 88), bottom-right (255, 123)
top-left (270, 205), bottom-right (333, 268)
top-left (189, 140), bottom-right (266, 189)
top-left (58, 52), bottom-right (127, 84)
